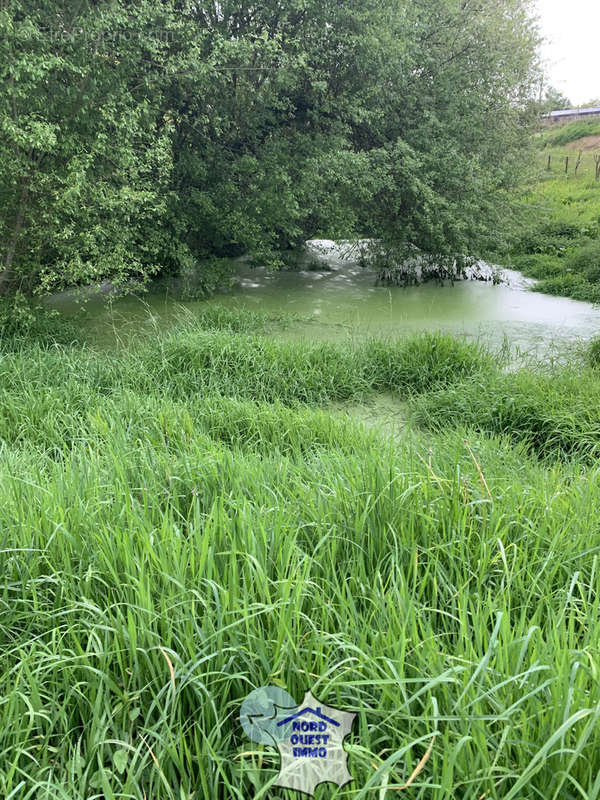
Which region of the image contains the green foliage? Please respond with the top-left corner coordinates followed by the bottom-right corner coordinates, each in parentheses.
top-left (567, 239), bottom-right (600, 282)
top-left (0, 292), bottom-right (37, 336)
top-left (510, 217), bottom-right (600, 304)
top-left (0, 0), bottom-right (191, 295)
top-left (0, 292), bottom-right (80, 348)
top-left (134, 328), bottom-right (493, 405)
top-left (364, 332), bottom-right (494, 393)
top-left (513, 220), bottom-right (588, 257)
top-left (588, 336), bottom-right (600, 368)
top-left (533, 274), bottom-right (600, 304)
top-left (504, 142), bottom-right (600, 303)
top-left (177, 304), bottom-right (299, 334)
top-left (510, 252), bottom-right (563, 278)
top-left (534, 85), bottom-right (571, 115)
top-left (0, 0), bottom-right (541, 297)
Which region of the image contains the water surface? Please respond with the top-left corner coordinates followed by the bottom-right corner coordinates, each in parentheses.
top-left (49, 260), bottom-right (600, 358)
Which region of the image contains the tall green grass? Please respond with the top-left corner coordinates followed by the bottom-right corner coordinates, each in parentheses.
top-left (412, 365), bottom-right (600, 460)
top-left (1, 326), bottom-right (600, 798)
top-left (0, 326), bottom-right (494, 425)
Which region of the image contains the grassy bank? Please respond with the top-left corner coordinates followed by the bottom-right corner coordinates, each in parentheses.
top-left (506, 121), bottom-right (600, 303)
top-left (2, 315), bottom-right (600, 799)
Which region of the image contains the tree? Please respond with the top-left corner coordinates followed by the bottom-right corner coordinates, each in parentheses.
top-left (0, 1), bottom-right (190, 295)
top-left (0, 0), bottom-right (543, 296)
top-left (536, 86), bottom-right (572, 114)
top-left (170, 0), bottom-right (543, 265)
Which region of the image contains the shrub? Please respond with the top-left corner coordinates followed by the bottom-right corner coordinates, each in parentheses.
top-left (534, 274), bottom-right (600, 304)
top-left (567, 239), bottom-right (600, 283)
top-left (589, 336), bottom-right (600, 369)
top-left (513, 221), bottom-right (587, 257)
top-left (510, 253), bottom-right (563, 279)
top-left (0, 293), bottom-right (81, 349)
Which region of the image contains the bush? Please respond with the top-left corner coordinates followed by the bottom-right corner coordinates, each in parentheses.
top-left (513, 221), bottom-right (587, 257)
top-left (512, 238), bottom-right (600, 304)
top-left (510, 253), bottom-right (563, 279)
top-left (0, 293), bottom-right (81, 349)
top-left (534, 273), bottom-right (600, 304)
top-left (589, 337), bottom-right (600, 369)
top-left (567, 239), bottom-right (600, 283)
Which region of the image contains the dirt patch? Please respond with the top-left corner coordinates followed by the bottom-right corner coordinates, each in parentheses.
top-left (566, 135), bottom-right (600, 151)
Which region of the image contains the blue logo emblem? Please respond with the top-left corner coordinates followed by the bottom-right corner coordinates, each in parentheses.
top-left (240, 686), bottom-right (355, 796)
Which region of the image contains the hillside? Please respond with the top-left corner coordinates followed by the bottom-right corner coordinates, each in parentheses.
top-left (540, 118), bottom-right (600, 148)
top-left (506, 121), bottom-right (600, 303)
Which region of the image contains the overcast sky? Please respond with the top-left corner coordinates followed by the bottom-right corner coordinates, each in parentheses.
top-left (536, 0), bottom-right (600, 106)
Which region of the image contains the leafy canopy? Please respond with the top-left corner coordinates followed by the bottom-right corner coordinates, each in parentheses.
top-left (0, 0), bottom-right (542, 295)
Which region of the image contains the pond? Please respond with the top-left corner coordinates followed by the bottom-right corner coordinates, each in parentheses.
top-left (48, 252), bottom-right (600, 359)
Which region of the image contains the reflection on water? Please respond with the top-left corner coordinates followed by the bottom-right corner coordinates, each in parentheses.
top-left (48, 260), bottom-right (600, 358)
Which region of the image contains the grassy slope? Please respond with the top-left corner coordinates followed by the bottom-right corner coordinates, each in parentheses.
top-left (2, 309), bottom-right (600, 799)
top-left (505, 122), bottom-right (600, 303)
top-left (540, 119), bottom-right (600, 148)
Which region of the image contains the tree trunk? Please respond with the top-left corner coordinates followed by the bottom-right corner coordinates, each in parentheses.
top-left (0, 179), bottom-right (29, 294)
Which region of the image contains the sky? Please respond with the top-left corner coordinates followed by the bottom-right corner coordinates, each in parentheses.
top-left (536, 0), bottom-right (600, 106)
